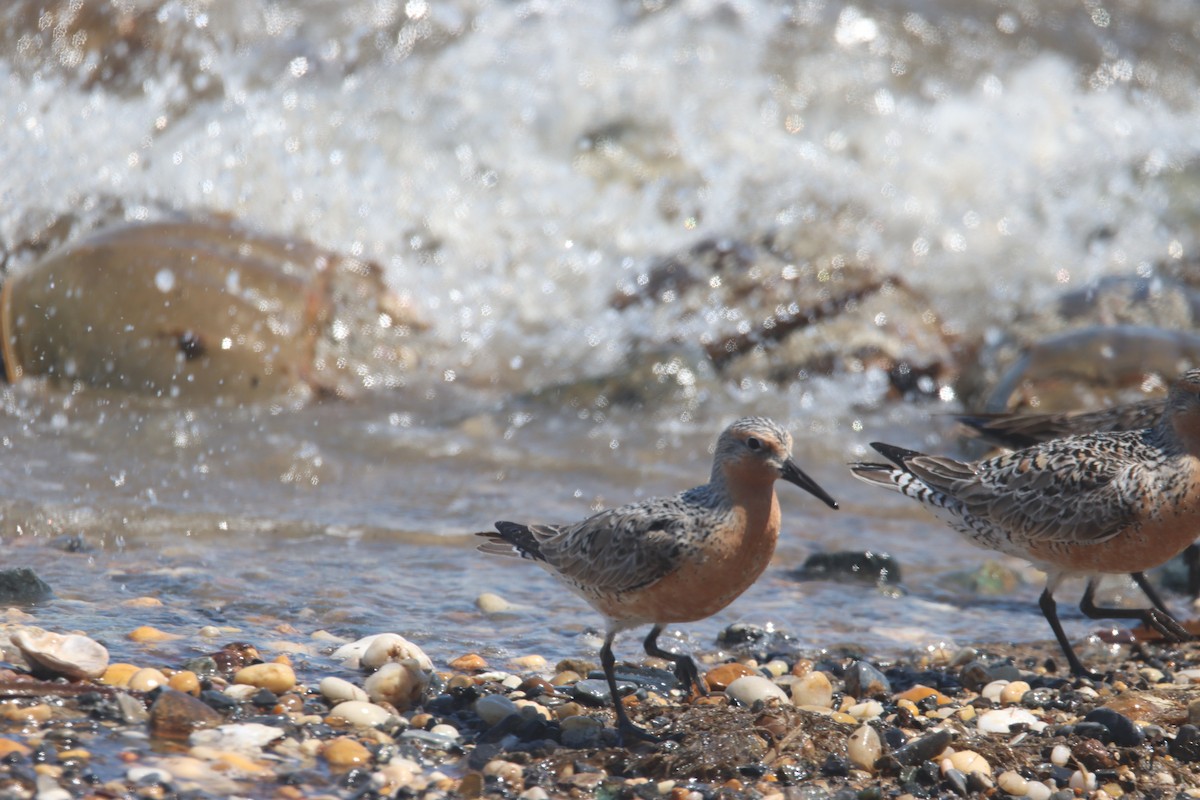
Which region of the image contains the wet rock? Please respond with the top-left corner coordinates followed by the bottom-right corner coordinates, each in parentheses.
top-left (847, 724), bottom-right (882, 770)
top-left (474, 694), bottom-right (519, 726)
top-left (12, 628), bottom-right (108, 680)
top-left (345, 633), bottom-right (433, 672)
top-left (190, 722), bottom-right (285, 752)
top-left (322, 736), bottom-right (372, 770)
top-left (705, 663), bottom-right (758, 691)
top-left (844, 660), bottom-right (891, 699)
top-left (127, 667), bottom-right (168, 692)
top-left (791, 670), bottom-right (834, 708)
top-left (400, 729), bottom-right (460, 750)
top-left (148, 688), bottom-right (223, 740)
top-left (790, 551), bottom-right (902, 587)
top-left (328, 700), bottom-right (394, 728)
top-left (450, 653), bottom-right (488, 671)
top-left (116, 692), bottom-right (149, 724)
top-left (168, 670), bottom-right (200, 696)
top-left (320, 676), bottom-right (369, 704)
top-left (947, 750), bottom-right (991, 777)
top-left (570, 678), bottom-right (625, 706)
top-left (716, 622), bottom-right (803, 661)
top-left (364, 661), bottom-right (430, 711)
top-left (0, 568), bottom-right (53, 605)
top-left (1, 218), bottom-right (425, 402)
top-left (725, 676), bottom-right (790, 707)
top-left (233, 662), bottom-right (296, 694)
top-left (127, 625), bottom-right (182, 643)
top-left (958, 660), bottom-right (1021, 692)
top-left (1170, 724), bottom-right (1200, 762)
top-left (207, 643), bottom-right (261, 674)
top-left (883, 728), bottom-right (952, 770)
top-left (590, 665), bottom-right (678, 694)
top-left (1083, 707), bottom-right (1143, 747)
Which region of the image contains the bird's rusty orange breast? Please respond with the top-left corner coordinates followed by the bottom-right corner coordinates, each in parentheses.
top-left (594, 483), bottom-right (782, 624)
top-left (1025, 459), bottom-right (1200, 574)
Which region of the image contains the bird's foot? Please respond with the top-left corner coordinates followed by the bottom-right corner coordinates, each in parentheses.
top-left (1144, 608), bottom-right (1193, 643)
top-left (616, 719), bottom-right (665, 745)
top-left (673, 656), bottom-right (709, 697)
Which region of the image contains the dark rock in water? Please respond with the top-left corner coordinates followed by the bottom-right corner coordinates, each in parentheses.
top-left (844, 660), bottom-right (891, 698)
top-left (943, 767), bottom-right (969, 797)
top-left (1170, 724), bottom-right (1200, 762)
top-left (148, 688), bottom-right (223, 740)
top-left (790, 550), bottom-right (902, 587)
top-left (1084, 708), bottom-right (1144, 747)
top-left (0, 568), bottom-right (53, 604)
top-left (879, 728), bottom-right (953, 771)
top-left (587, 665), bottom-right (677, 695)
top-left (571, 678), bottom-right (636, 706)
top-left (820, 753), bottom-right (850, 777)
top-left (958, 659), bottom-right (1021, 692)
top-left (715, 622), bottom-right (802, 661)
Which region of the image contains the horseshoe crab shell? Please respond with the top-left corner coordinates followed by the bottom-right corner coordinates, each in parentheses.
top-left (0, 218), bottom-right (424, 402)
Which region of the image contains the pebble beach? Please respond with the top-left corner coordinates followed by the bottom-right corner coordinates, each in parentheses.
top-left (3, 581), bottom-right (1200, 800)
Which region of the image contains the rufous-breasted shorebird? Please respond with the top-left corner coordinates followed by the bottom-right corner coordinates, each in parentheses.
top-left (478, 417), bottom-right (838, 741)
top-left (851, 368), bottom-right (1200, 678)
top-left (960, 392), bottom-right (1199, 608)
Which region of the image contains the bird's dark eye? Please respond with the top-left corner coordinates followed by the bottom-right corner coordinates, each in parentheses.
top-left (746, 436), bottom-right (762, 451)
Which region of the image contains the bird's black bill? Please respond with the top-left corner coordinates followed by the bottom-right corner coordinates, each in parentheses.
top-left (781, 458), bottom-right (839, 509)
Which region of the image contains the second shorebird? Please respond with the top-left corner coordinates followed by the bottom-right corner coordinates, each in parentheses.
top-left (478, 417), bottom-right (838, 742)
top-left (851, 368), bottom-right (1200, 678)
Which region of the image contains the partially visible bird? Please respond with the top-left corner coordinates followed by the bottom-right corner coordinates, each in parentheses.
top-left (851, 368), bottom-right (1200, 678)
top-left (478, 417), bottom-right (838, 741)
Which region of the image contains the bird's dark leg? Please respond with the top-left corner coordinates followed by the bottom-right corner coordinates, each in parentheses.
top-left (643, 624), bottom-right (708, 696)
top-left (1131, 571), bottom-right (1174, 617)
top-left (1039, 584), bottom-right (1104, 680)
top-left (1082, 576), bottom-right (1191, 643)
top-left (1186, 544), bottom-right (1200, 600)
top-left (601, 631), bottom-right (661, 743)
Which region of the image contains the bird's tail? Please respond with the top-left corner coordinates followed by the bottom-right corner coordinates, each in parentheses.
top-left (847, 461), bottom-right (907, 493)
top-left (475, 521), bottom-right (548, 562)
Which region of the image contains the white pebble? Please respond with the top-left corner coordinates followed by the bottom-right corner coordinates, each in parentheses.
top-left (189, 722), bottom-right (285, 753)
top-left (947, 750), bottom-right (991, 777)
top-left (429, 723), bottom-right (459, 739)
top-left (222, 684), bottom-right (260, 701)
top-left (998, 680), bottom-right (1031, 705)
top-left (476, 592), bottom-right (522, 613)
top-left (319, 676), bottom-right (369, 703)
top-left (1050, 744), bottom-right (1071, 766)
top-left (126, 766), bottom-right (173, 784)
top-left (724, 676), bottom-right (791, 707)
top-left (327, 700), bottom-right (393, 728)
top-left (981, 679), bottom-right (1010, 702)
top-left (976, 707), bottom-right (1047, 734)
top-left (1069, 769), bottom-right (1096, 792)
top-left (364, 661), bottom-right (430, 711)
top-left (1025, 780), bottom-right (1053, 800)
top-left (997, 770), bottom-right (1028, 795)
top-left (847, 724), bottom-right (881, 770)
top-left (791, 671), bottom-right (833, 708)
top-left (847, 700), bottom-right (884, 720)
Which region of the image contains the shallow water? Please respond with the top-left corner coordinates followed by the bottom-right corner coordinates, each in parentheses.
top-left (1, 0), bottom-right (1198, 675)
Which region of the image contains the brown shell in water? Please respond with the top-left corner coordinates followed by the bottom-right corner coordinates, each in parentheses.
top-left (0, 218), bottom-right (424, 402)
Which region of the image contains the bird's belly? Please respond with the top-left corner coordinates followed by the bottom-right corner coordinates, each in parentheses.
top-left (592, 536), bottom-right (776, 625)
top-left (1025, 509), bottom-right (1200, 575)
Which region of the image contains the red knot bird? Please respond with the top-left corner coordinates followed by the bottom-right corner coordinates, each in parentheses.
top-left (959, 391), bottom-right (1200, 610)
top-left (851, 368), bottom-right (1200, 678)
top-left (959, 398), bottom-right (1167, 450)
top-left (477, 417), bottom-right (838, 741)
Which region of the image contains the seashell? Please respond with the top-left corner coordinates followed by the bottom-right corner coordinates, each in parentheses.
top-left (12, 627), bottom-right (108, 679)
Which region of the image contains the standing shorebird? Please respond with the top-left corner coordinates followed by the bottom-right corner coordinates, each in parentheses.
top-left (851, 368), bottom-right (1200, 678)
top-left (959, 393), bottom-right (1200, 604)
top-left (477, 417), bottom-right (838, 741)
